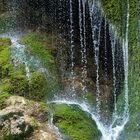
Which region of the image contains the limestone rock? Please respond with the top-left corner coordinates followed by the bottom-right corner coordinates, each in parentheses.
top-left (0, 96), bottom-right (58, 140)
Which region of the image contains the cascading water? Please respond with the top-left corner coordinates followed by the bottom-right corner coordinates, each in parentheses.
top-left (122, 0), bottom-right (130, 119)
top-left (104, 17), bottom-right (108, 77)
top-left (104, 17), bottom-right (109, 117)
top-left (47, 96), bottom-right (126, 140)
top-left (0, 34), bottom-right (51, 80)
top-left (70, 0), bottom-right (75, 92)
top-left (79, 0), bottom-right (87, 92)
top-left (11, 37), bottom-right (31, 78)
top-left (90, 2), bottom-right (102, 117)
top-left (48, 0), bottom-right (130, 139)
top-left (0, 0), bottom-right (131, 139)
top-left (109, 25), bottom-right (117, 115)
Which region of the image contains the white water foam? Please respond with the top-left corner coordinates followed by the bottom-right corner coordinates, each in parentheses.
top-left (47, 98), bottom-right (129, 140)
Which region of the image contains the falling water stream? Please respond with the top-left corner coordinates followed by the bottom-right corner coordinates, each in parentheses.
top-left (47, 0), bottom-right (130, 140)
top-left (90, 2), bottom-right (102, 117)
top-left (104, 17), bottom-right (108, 77)
top-left (0, 0), bottom-right (130, 139)
top-left (70, 0), bottom-right (75, 92)
top-left (0, 33), bottom-right (51, 80)
top-left (123, 0), bottom-right (130, 119)
top-left (79, 0), bottom-right (87, 91)
top-left (11, 38), bottom-right (50, 78)
top-left (109, 25), bottom-right (117, 115)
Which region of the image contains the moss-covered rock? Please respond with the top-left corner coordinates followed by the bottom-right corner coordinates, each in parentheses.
top-left (21, 32), bottom-right (60, 96)
top-left (21, 33), bottom-right (57, 72)
top-left (29, 72), bottom-right (48, 101)
top-left (0, 96), bottom-right (58, 140)
top-left (9, 71), bottom-right (29, 96)
top-left (53, 104), bottom-right (101, 140)
top-left (8, 70), bottom-right (50, 101)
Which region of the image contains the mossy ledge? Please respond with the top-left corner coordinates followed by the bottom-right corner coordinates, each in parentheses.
top-left (52, 104), bottom-right (101, 140)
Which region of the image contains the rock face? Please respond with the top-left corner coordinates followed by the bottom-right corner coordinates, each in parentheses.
top-left (0, 96), bottom-right (58, 140)
top-left (0, 112), bottom-right (32, 139)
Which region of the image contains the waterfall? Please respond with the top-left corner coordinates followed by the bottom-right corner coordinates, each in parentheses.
top-left (90, 2), bottom-right (102, 117)
top-left (79, 0), bottom-right (87, 92)
top-left (1, 0), bottom-right (131, 139)
top-left (47, 96), bottom-right (126, 140)
top-left (70, 0), bottom-right (75, 92)
top-left (11, 37), bottom-right (31, 78)
top-left (104, 18), bottom-right (109, 116)
top-left (4, 35), bottom-right (50, 80)
top-left (104, 17), bottom-right (108, 77)
top-left (122, 0), bottom-right (130, 119)
top-left (49, 0), bottom-right (130, 139)
top-left (109, 25), bottom-right (117, 115)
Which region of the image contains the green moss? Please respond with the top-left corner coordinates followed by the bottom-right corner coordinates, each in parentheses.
top-left (0, 36), bottom-right (51, 102)
top-left (29, 72), bottom-right (48, 101)
top-left (0, 82), bottom-right (11, 92)
top-left (0, 47), bottom-right (10, 65)
top-left (0, 38), bottom-right (12, 80)
top-left (0, 36), bottom-right (54, 103)
top-left (0, 38), bottom-right (12, 109)
top-left (53, 104), bottom-right (101, 140)
top-left (21, 33), bottom-right (56, 69)
top-left (39, 102), bottom-right (48, 113)
top-left (101, 0), bottom-right (122, 32)
top-left (21, 32), bottom-right (60, 96)
top-left (0, 38), bottom-right (11, 47)
top-left (0, 92), bottom-right (10, 109)
top-left (29, 117), bottom-right (39, 128)
top-left (0, 38), bottom-right (11, 65)
top-left (124, 60), bottom-right (140, 137)
top-left (8, 70), bottom-right (49, 102)
top-left (101, 0), bottom-right (139, 50)
top-left (9, 71), bottom-right (29, 96)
